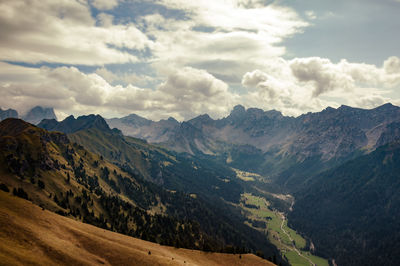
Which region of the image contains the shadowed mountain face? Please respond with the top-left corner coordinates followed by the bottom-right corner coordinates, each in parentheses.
top-left (107, 103), bottom-right (400, 185)
top-left (23, 106), bottom-right (57, 125)
top-left (39, 114), bottom-right (113, 134)
top-left (5, 104), bottom-right (400, 266)
top-left (0, 108), bottom-right (18, 121)
top-left (38, 114), bottom-right (245, 203)
top-left (289, 141), bottom-right (400, 266)
top-left (109, 104), bottom-right (400, 158)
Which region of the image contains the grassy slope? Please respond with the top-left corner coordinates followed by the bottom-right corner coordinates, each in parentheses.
top-left (241, 193), bottom-right (329, 266)
top-left (68, 128), bottom-right (156, 180)
top-left (0, 191), bottom-right (274, 266)
top-left (0, 119), bottom-right (283, 259)
top-left (0, 121), bottom-right (139, 214)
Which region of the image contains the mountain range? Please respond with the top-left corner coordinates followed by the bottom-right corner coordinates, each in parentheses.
top-left (107, 103), bottom-right (400, 188)
top-left (106, 103), bottom-right (400, 265)
top-left (1, 117), bottom-right (282, 263)
top-left (0, 106), bottom-right (57, 125)
top-left (2, 103), bottom-right (400, 265)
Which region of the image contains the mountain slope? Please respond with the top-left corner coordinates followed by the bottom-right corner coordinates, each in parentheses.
top-left (107, 114), bottom-right (180, 143)
top-left (40, 115), bottom-right (245, 203)
top-left (1, 118), bottom-right (283, 262)
top-left (0, 191), bottom-right (274, 266)
top-left (23, 106), bottom-right (57, 125)
top-left (39, 114), bottom-right (111, 134)
top-left (0, 119), bottom-right (219, 250)
top-left (108, 103), bottom-right (400, 190)
top-left (288, 141), bottom-right (400, 266)
top-left (0, 107), bottom-right (18, 121)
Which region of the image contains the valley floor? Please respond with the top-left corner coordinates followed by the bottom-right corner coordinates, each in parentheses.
top-left (240, 193), bottom-right (328, 266)
top-left (0, 191), bottom-right (274, 266)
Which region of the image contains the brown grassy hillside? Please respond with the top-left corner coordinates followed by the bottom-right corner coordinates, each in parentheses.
top-left (0, 191), bottom-right (274, 266)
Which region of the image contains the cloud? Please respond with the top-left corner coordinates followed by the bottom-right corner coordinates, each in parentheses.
top-left (0, 63), bottom-right (237, 121)
top-left (91, 0), bottom-right (119, 10)
top-left (0, 0), bottom-right (150, 65)
top-left (1, 0), bottom-right (399, 120)
top-left (97, 13), bottom-right (114, 27)
top-left (289, 57), bottom-right (400, 98)
top-left (242, 69), bottom-right (269, 88)
top-left (305, 10), bottom-right (317, 20)
top-left (290, 57), bottom-right (355, 97)
top-left (155, 67), bottom-right (238, 118)
top-left (354, 94), bottom-right (390, 109)
top-left (384, 56), bottom-right (400, 74)
top-left (146, 0), bottom-right (308, 82)
top-left (240, 56), bottom-right (400, 116)
top-left (95, 67), bottom-right (156, 87)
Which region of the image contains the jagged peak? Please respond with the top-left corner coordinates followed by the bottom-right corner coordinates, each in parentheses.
top-left (373, 102), bottom-right (398, 111)
top-left (264, 109), bottom-right (283, 119)
top-left (247, 108), bottom-right (264, 115)
top-left (65, 115), bottom-right (75, 120)
top-left (125, 113), bottom-right (146, 119)
top-left (231, 105), bottom-right (246, 114)
top-left (23, 105), bottom-right (57, 125)
top-left (189, 114), bottom-right (212, 122)
top-left (167, 116), bottom-right (179, 123)
top-left (338, 104), bottom-right (352, 110)
top-left (38, 113), bottom-right (111, 134)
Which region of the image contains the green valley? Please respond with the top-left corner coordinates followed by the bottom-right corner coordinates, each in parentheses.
top-left (239, 193), bottom-right (329, 266)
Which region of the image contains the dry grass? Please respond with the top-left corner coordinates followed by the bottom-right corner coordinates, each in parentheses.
top-left (0, 191), bottom-right (274, 266)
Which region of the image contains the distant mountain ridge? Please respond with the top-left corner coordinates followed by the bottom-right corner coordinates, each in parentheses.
top-left (39, 114), bottom-right (114, 134)
top-left (22, 106), bottom-right (57, 125)
top-left (38, 114), bottom-right (245, 203)
top-left (0, 106), bottom-right (57, 125)
top-left (107, 103), bottom-right (400, 184)
top-left (0, 107), bottom-right (18, 121)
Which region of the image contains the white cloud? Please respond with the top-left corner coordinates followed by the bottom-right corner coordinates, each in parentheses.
top-left (290, 57), bottom-right (400, 97)
top-left (242, 69), bottom-right (269, 88)
top-left (97, 13), bottom-right (114, 27)
top-left (0, 0), bottom-right (399, 120)
top-left (384, 56), bottom-right (400, 74)
top-left (240, 56), bottom-right (400, 116)
top-left (146, 0), bottom-right (308, 81)
top-left (0, 0), bottom-right (150, 65)
top-left (91, 0), bottom-right (119, 10)
top-left (95, 67), bottom-right (156, 86)
top-left (0, 63), bottom-right (237, 121)
top-left (305, 10), bottom-right (317, 20)
top-left (290, 57), bottom-right (356, 97)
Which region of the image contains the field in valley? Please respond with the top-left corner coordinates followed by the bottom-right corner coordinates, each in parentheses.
top-left (241, 193), bottom-right (329, 266)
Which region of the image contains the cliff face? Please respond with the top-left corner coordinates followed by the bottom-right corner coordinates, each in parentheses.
top-left (107, 104), bottom-right (400, 162)
top-left (0, 108), bottom-right (18, 121)
top-left (23, 106), bottom-right (57, 125)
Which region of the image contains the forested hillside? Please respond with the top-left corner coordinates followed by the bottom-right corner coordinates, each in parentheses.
top-left (0, 118), bottom-right (282, 263)
top-left (289, 141), bottom-right (400, 266)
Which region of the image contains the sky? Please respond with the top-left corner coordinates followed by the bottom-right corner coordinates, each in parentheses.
top-left (1, 0), bottom-right (400, 121)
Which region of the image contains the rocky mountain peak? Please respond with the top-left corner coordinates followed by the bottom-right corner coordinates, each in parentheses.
top-left (167, 116), bottom-right (179, 123)
top-left (121, 113), bottom-right (151, 127)
top-left (230, 105), bottom-right (246, 116)
top-left (0, 107), bottom-right (18, 121)
top-left (188, 114), bottom-right (213, 128)
top-left (23, 106), bottom-right (57, 125)
top-left (38, 114), bottom-right (111, 134)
